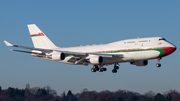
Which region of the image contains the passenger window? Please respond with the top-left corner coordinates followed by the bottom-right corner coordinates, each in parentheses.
top-left (127, 41), bottom-right (135, 43)
top-left (139, 40), bottom-right (148, 42)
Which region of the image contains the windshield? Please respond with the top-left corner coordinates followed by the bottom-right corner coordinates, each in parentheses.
top-left (159, 38), bottom-right (166, 41)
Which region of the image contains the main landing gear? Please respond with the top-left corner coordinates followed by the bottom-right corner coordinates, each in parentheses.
top-left (91, 63), bottom-right (120, 73)
top-left (91, 65), bottom-right (107, 72)
top-left (156, 57), bottom-right (161, 67)
top-left (112, 63), bottom-right (119, 73)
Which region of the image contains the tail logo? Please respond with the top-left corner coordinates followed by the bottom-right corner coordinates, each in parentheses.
top-left (31, 33), bottom-right (45, 37)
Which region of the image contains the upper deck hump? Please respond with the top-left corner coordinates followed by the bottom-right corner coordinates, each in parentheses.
top-left (56, 37), bottom-right (163, 52)
top-left (108, 37), bottom-right (162, 45)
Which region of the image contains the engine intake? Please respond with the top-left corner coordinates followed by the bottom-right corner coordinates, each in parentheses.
top-left (89, 56), bottom-right (103, 64)
top-left (130, 60), bottom-right (148, 66)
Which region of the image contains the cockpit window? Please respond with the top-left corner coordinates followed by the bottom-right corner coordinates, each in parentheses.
top-left (159, 38), bottom-right (166, 41)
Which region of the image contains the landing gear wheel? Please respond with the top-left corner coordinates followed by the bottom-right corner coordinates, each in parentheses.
top-left (93, 65), bottom-right (99, 71)
top-left (102, 68), bottom-right (107, 71)
top-left (156, 63), bottom-right (161, 67)
top-left (112, 63), bottom-right (119, 73)
top-left (92, 65), bottom-right (107, 73)
top-left (99, 68), bottom-right (103, 72)
top-left (114, 66), bottom-right (119, 70)
top-left (112, 69), bottom-right (117, 73)
top-left (91, 68), bottom-right (96, 72)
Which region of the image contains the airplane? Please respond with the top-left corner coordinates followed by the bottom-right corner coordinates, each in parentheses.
top-left (4, 24), bottom-right (176, 73)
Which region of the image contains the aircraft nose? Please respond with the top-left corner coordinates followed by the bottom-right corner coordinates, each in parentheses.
top-left (171, 46), bottom-right (176, 53)
top-left (171, 43), bottom-right (177, 52)
top-left (168, 44), bottom-right (177, 54)
top-left (172, 45), bottom-right (177, 52)
top-left (161, 45), bottom-right (176, 57)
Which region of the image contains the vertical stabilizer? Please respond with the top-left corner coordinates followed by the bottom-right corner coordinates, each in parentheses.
top-left (27, 24), bottom-right (57, 49)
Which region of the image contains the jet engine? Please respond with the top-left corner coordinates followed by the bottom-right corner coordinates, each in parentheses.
top-left (130, 60), bottom-right (148, 66)
top-left (89, 56), bottom-right (103, 64)
top-left (51, 51), bottom-right (65, 61)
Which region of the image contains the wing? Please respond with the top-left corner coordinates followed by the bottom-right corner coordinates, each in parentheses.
top-left (4, 40), bottom-right (127, 64)
top-left (4, 40), bottom-right (123, 56)
top-left (4, 40), bottom-right (52, 53)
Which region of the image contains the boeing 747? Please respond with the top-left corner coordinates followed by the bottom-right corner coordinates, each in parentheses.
top-left (4, 24), bottom-right (176, 73)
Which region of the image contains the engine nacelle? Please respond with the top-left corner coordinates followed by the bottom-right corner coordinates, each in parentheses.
top-left (51, 52), bottom-right (65, 61)
top-left (89, 56), bottom-right (103, 64)
top-left (130, 60), bottom-right (148, 66)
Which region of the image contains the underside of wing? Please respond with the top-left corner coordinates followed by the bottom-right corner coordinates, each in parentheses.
top-left (4, 40), bottom-right (133, 65)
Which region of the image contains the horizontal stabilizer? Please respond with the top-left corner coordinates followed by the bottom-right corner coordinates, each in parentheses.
top-left (4, 40), bottom-right (52, 53)
top-left (11, 49), bottom-right (46, 57)
top-left (11, 49), bottom-right (38, 54)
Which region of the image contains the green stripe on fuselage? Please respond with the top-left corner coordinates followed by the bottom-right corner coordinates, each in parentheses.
top-left (153, 49), bottom-right (165, 57)
top-left (95, 49), bottom-right (165, 57)
top-left (66, 48), bottom-right (165, 57)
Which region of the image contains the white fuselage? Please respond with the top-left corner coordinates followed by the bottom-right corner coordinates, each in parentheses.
top-left (51, 37), bottom-right (176, 65)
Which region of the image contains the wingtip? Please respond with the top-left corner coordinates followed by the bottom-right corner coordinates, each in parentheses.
top-left (4, 40), bottom-right (13, 46)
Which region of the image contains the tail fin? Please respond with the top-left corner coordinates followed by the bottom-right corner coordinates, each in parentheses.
top-left (27, 24), bottom-right (57, 49)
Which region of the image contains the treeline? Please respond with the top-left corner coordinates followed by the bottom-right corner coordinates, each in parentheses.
top-left (0, 85), bottom-right (180, 101)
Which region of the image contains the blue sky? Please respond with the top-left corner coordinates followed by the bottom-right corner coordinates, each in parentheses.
top-left (0, 1), bottom-right (180, 95)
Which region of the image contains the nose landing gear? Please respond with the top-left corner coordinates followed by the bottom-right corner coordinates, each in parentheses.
top-left (156, 57), bottom-right (161, 67)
